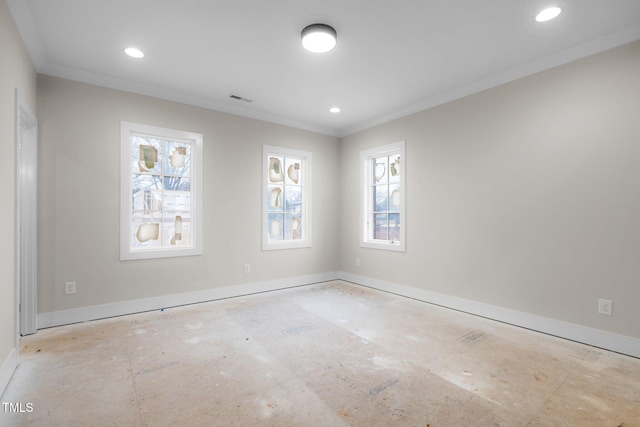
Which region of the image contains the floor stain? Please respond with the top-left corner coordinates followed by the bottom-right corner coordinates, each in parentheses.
top-left (458, 330), bottom-right (487, 345)
top-left (135, 361), bottom-right (179, 375)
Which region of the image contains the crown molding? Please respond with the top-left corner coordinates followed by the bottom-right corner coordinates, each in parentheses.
top-left (337, 23), bottom-right (640, 137)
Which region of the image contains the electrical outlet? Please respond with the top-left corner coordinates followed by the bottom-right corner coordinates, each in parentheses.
top-left (355, 258), bottom-right (361, 267)
top-left (244, 264), bottom-right (251, 274)
top-left (598, 299), bottom-right (612, 316)
top-left (64, 281), bottom-right (76, 295)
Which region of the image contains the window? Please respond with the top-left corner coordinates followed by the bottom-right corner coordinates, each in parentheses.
top-left (262, 145), bottom-right (312, 250)
top-left (120, 122), bottom-right (203, 260)
top-left (360, 140), bottom-right (405, 251)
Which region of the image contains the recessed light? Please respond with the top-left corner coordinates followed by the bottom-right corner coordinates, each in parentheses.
top-left (535, 6), bottom-right (562, 22)
top-left (301, 24), bottom-right (337, 53)
top-left (124, 47), bottom-right (144, 58)
top-left (329, 107), bottom-right (341, 113)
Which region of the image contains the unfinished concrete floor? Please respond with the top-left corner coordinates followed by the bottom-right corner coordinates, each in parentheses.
top-left (2, 280), bottom-right (639, 426)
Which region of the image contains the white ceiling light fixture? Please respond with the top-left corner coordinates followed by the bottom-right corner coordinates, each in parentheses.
top-left (301, 24), bottom-right (337, 53)
top-left (329, 107), bottom-right (341, 113)
top-left (535, 6), bottom-right (562, 22)
top-left (124, 47), bottom-right (144, 58)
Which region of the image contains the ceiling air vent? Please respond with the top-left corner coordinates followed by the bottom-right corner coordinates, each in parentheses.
top-left (229, 94), bottom-right (253, 103)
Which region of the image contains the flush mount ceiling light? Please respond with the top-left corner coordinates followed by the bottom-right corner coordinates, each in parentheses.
top-left (329, 107), bottom-right (341, 113)
top-left (535, 6), bottom-right (562, 22)
top-left (124, 47), bottom-right (144, 58)
top-left (301, 24), bottom-right (337, 53)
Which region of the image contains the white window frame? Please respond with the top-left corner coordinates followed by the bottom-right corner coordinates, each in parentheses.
top-left (262, 145), bottom-right (312, 251)
top-left (120, 121), bottom-right (203, 260)
top-left (360, 140), bottom-right (406, 252)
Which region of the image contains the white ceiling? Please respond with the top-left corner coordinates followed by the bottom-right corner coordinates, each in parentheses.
top-left (8, 0), bottom-right (640, 137)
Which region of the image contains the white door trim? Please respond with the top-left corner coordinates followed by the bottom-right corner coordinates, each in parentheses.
top-left (15, 89), bottom-right (38, 337)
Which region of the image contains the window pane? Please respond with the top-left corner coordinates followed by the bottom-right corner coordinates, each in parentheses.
top-left (389, 154), bottom-right (400, 183)
top-left (164, 142), bottom-right (191, 177)
top-left (133, 174), bottom-right (163, 192)
top-left (285, 214), bottom-right (302, 240)
top-left (268, 156), bottom-right (285, 183)
top-left (162, 191), bottom-right (190, 212)
top-left (285, 186), bottom-right (302, 213)
top-left (268, 185), bottom-right (283, 211)
top-left (374, 157), bottom-right (388, 183)
top-left (132, 187), bottom-right (163, 212)
top-left (374, 213), bottom-right (388, 240)
top-left (163, 212), bottom-right (190, 246)
top-left (132, 136), bottom-right (163, 174)
top-left (268, 213), bottom-right (284, 240)
top-left (285, 157), bottom-right (301, 185)
top-left (373, 184), bottom-right (388, 212)
top-left (163, 176), bottom-right (190, 191)
top-left (131, 211), bottom-right (163, 248)
top-left (389, 184), bottom-right (400, 212)
top-left (389, 213), bottom-right (400, 242)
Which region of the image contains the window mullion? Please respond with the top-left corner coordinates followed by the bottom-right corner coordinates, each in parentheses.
top-left (360, 140), bottom-right (405, 251)
top-left (121, 121), bottom-right (203, 260)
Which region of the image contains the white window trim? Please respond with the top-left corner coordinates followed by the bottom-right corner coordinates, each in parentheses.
top-left (360, 140), bottom-right (406, 252)
top-left (262, 145), bottom-right (312, 251)
top-left (120, 121), bottom-right (203, 260)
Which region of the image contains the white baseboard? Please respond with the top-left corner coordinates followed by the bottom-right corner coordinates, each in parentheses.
top-left (34, 270), bottom-right (640, 359)
top-left (339, 271), bottom-right (640, 359)
top-left (0, 347), bottom-right (18, 398)
top-left (38, 272), bottom-right (339, 329)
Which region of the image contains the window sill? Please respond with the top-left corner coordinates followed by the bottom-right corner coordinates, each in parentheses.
top-left (360, 240), bottom-right (405, 252)
top-left (262, 240), bottom-right (312, 251)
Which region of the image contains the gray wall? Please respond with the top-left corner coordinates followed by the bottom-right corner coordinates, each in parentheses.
top-left (36, 75), bottom-right (339, 313)
top-left (339, 41), bottom-right (640, 339)
top-left (0, 1), bottom-right (37, 383)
